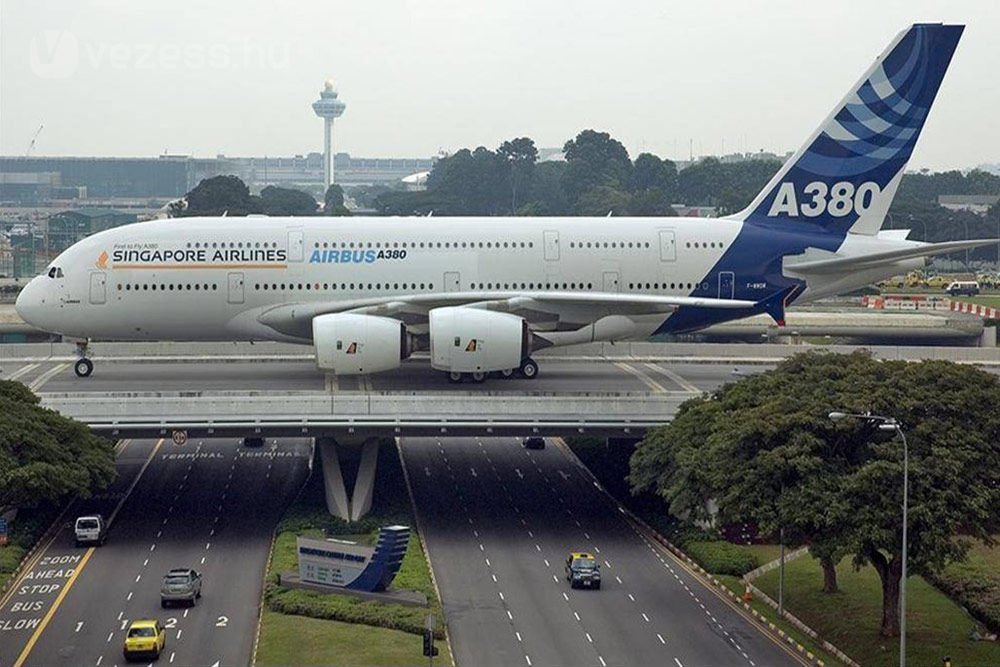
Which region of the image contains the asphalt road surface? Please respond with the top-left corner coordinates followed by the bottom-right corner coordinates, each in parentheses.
top-left (400, 436), bottom-right (803, 667)
top-left (0, 356), bottom-right (773, 396)
top-left (0, 437), bottom-right (311, 667)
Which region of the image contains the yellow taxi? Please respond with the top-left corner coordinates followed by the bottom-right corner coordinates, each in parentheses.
top-left (123, 619), bottom-right (166, 662)
top-left (564, 551), bottom-right (602, 589)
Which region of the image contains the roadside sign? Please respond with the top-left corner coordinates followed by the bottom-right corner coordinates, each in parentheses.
top-left (423, 614), bottom-right (438, 661)
top-left (172, 430), bottom-right (188, 446)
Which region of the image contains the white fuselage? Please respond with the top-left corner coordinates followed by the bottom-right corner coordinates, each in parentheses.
top-left (16, 215), bottom-right (920, 345)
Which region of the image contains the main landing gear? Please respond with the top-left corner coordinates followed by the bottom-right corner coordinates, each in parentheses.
top-left (74, 341), bottom-right (94, 377)
top-left (445, 358), bottom-right (539, 383)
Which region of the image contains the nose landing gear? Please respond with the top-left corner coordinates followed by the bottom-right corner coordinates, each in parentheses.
top-left (74, 341), bottom-right (94, 377)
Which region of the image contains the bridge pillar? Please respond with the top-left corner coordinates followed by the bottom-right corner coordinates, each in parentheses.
top-left (316, 437), bottom-right (379, 521)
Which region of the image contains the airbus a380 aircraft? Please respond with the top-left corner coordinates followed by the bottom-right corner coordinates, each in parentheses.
top-left (15, 23), bottom-right (995, 381)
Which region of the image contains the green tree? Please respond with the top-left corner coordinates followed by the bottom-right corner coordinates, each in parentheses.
top-left (561, 130), bottom-right (632, 207)
top-left (497, 137), bottom-right (538, 214)
top-left (172, 175), bottom-right (262, 217)
top-left (627, 189), bottom-right (676, 217)
top-left (521, 161), bottom-right (569, 215)
top-left (630, 153), bottom-right (677, 195)
top-left (426, 147), bottom-right (507, 215)
top-left (259, 185), bottom-right (319, 216)
top-left (0, 380), bottom-right (116, 514)
top-left (574, 185), bottom-right (631, 217)
top-left (322, 184), bottom-right (351, 216)
top-left (630, 351), bottom-right (1000, 638)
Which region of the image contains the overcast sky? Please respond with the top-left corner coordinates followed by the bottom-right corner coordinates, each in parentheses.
top-left (1, 0), bottom-right (997, 170)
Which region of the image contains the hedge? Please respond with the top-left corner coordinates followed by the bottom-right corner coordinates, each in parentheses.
top-left (683, 540), bottom-right (760, 576)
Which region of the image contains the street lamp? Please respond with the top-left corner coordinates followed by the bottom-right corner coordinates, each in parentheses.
top-left (829, 411), bottom-right (909, 667)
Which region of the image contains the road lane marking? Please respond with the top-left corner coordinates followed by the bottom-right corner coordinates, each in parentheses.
top-left (614, 361), bottom-right (667, 393)
top-left (644, 362), bottom-right (700, 393)
top-left (28, 362), bottom-right (69, 391)
top-left (5, 362), bottom-right (39, 381)
top-left (657, 633), bottom-right (666, 644)
top-left (14, 547), bottom-right (95, 667)
top-left (110, 438), bottom-right (165, 525)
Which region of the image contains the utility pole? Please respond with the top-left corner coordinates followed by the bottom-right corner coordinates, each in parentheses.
top-left (778, 526), bottom-right (785, 617)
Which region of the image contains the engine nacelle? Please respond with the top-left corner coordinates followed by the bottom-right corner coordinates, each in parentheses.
top-left (313, 313), bottom-right (411, 375)
top-left (429, 307), bottom-right (529, 373)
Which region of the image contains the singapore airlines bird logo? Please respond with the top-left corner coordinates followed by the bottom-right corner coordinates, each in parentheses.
top-left (96, 250), bottom-right (109, 270)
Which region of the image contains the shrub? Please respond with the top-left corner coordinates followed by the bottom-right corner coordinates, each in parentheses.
top-left (928, 564), bottom-right (1000, 632)
top-left (684, 540), bottom-right (760, 576)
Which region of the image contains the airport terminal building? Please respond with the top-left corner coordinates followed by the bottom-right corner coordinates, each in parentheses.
top-left (0, 153), bottom-right (436, 202)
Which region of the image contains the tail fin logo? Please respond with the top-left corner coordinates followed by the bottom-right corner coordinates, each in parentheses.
top-left (739, 23), bottom-right (964, 235)
top-left (96, 250), bottom-right (109, 270)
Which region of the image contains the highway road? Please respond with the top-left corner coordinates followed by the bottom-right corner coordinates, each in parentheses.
top-left (0, 437), bottom-right (311, 667)
top-left (400, 436), bottom-right (803, 667)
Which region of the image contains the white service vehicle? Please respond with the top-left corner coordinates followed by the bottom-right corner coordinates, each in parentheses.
top-left (74, 514), bottom-right (107, 546)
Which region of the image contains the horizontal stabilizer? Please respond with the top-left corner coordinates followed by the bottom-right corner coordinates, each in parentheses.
top-left (785, 239), bottom-right (997, 274)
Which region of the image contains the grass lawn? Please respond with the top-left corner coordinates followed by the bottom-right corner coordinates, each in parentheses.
top-left (715, 573), bottom-right (841, 665)
top-left (256, 439), bottom-right (451, 665)
top-left (755, 556), bottom-right (1000, 666)
top-left (256, 610), bottom-right (452, 667)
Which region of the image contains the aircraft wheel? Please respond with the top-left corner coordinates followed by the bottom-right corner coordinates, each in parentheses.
top-left (471, 371), bottom-right (487, 383)
top-left (447, 371), bottom-right (463, 383)
top-left (500, 368), bottom-right (515, 379)
top-left (519, 358), bottom-right (539, 379)
top-left (74, 358), bottom-right (94, 377)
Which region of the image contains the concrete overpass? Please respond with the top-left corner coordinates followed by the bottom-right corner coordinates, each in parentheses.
top-left (8, 339), bottom-right (1000, 519)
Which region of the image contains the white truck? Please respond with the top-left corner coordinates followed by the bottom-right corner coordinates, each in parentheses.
top-left (74, 514), bottom-right (107, 547)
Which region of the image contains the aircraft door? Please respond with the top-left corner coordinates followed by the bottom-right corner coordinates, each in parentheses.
top-left (659, 230), bottom-right (676, 261)
top-left (718, 271), bottom-right (735, 299)
top-left (443, 271), bottom-right (461, 291)
top-left (88, 271), bottom-right (106, 305)
top-left (543, 231), bottom-right (560, 261)
top-left (287, 229), bottom-right (304, 262)
top-left (602, 271), bottom-right (620, 293)
top-left (227, 272), bottom-right (245, 304)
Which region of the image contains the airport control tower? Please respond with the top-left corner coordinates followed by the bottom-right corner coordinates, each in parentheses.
top-left (312, 80), bottom-right (346, 187)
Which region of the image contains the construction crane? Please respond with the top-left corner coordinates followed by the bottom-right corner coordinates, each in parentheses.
top-left (25, 125), bottom-right (43, 156)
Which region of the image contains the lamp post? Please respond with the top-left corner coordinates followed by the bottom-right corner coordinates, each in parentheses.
top-left (829, 411), bottom-right (909, 667)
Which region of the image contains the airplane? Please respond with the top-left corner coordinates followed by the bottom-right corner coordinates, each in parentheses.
top-left (16, 23), bottom-right (995, 382)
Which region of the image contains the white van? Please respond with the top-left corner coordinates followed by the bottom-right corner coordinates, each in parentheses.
top-left (74, 515), bottom-right (107, 546)
top-left (946, 281), bottom-right (980, 296)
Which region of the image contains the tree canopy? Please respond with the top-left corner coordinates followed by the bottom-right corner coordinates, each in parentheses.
top-left (260, 185), bottom-right (319, 216)
top-left (323, 184), bottom-right (351, 216)
top-left (0, 380), bottom-right (116, 514)
top-left (171, 175), bottom-right (262, 217)
top-left (630, 351), bottom-right (1000, 638)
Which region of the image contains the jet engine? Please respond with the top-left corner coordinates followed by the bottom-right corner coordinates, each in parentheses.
top-left (429, 307), bottom-right (530, 374)
top-left (313, 313), bottom-right (412, 374)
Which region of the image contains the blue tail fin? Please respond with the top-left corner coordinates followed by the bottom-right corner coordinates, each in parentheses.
top-left (736, 23), bottom-right (963, 235)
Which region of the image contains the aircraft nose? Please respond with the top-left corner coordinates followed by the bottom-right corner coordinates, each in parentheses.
top-left (15, 278), bottom-right (46, 328)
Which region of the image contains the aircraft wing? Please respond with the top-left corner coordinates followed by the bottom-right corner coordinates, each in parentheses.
top-left (257, 292), bottom-right (758, 339)
top-left (785, 239), bottom-right (997, 274)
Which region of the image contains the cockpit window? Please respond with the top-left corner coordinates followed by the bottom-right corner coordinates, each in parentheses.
top-left (47, 267), bottom-right (64, 278)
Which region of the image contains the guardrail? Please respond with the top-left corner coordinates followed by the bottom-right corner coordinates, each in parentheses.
top-left (40, 391), bottom-right (685, 438)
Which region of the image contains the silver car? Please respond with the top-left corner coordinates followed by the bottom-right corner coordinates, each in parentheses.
top-left (160, 568), bottom-right (202, 607)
